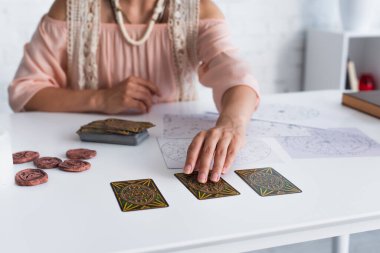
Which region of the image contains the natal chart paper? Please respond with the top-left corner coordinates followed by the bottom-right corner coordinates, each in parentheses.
top-left (163, 114), bottom-right (312, 139)
top-left (277, 128), bottom-right (380, 159)
top-left (157, 137), bottom-right (282, 169)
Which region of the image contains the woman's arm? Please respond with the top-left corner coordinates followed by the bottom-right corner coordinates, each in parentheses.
top-left (184, 86), bottom-right (258, 183)
top-left (25, 76), bottom-right (161, 114)
top-left (25, 87), bottom-right (101, 113)
top-left (184, 0), bottom-right (260, 183)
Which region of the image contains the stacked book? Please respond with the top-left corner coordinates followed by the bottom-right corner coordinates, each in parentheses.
top-left (342, 91), bottom-right (380, 119)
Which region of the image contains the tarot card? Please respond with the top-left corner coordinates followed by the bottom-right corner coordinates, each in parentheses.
top-left (110, 179), bottom-right (169, 212)
top-left (175, 173), bottom-right (240, 200)
top-left (235, 168), bottom-right (302, 197)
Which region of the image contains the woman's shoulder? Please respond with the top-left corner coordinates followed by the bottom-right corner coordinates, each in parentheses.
top-left (200, 0), bottom-right (225, 20)
top-left (47, 0), bottom-right (66, 21)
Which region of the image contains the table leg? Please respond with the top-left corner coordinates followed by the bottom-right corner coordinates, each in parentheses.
top-left (333, 235), bottom-right (350, 253)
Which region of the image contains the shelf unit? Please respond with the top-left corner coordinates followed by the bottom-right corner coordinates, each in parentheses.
top-left (304, 29), bottom-right (380, 91)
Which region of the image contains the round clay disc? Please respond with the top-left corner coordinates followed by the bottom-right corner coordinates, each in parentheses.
top-left (13, 151), bottom-right (40, 164)
top-left (15, 168), bottom-right (48, 186)
top-left (34, 157), bottom-right (62, 169)
top-left (66, 149), bottom-right (97, 160)
top-left (59, 160), bottom-right (91, 172)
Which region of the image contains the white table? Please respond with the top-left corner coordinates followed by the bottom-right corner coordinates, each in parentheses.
top-left (1, 90), bottom-right (380, 253)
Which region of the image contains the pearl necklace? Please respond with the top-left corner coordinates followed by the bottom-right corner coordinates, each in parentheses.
top-left (110, 0), bottom-right (166, 46)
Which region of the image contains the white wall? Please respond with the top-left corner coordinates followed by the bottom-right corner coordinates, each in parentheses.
top-left (1, 0), bottom-right (380, 109)
top-left (216, 0), bottom-right (379, 93)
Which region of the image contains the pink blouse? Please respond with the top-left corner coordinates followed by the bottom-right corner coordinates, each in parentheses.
top-left (8, 15), bottom-right (260, 112)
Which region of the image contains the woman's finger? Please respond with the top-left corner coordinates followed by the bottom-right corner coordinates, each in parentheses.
top-left (222, 138), bottom-right (242, 174)
top-left (197, 129), bottom-right (221, 183)
top-left (210, 134), bottom-right (232, 182)
top-left (194, 156), bottom-right (201, 171)
top-left (128, 76), bottom-right (161, 96)
top-left (126, 85), bottom-right (153, 111)
top-left (124, 98), bottom-right (148, 114)
top-left (184, 131), bottom-right (207, 175)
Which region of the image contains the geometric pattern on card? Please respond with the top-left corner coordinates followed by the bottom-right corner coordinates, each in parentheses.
top-left (175, 173), bottom-right (240, 200)
top-left (235, 168), bottom-right (302, 197)
top-left (110, 179), bottom-right (169, 212)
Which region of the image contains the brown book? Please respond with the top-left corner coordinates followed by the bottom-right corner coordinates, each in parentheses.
top-left (342, 91), bottom-right (380, 118)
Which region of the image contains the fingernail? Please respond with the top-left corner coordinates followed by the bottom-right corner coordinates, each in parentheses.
top-left (198, 173), bottom-right (207, 183)
top-left (211, 173), bottom-right (220, 182)
top-left (184, 165), bottom-right (192, 174)
top-left (222, 167), bottom-right (228, 174)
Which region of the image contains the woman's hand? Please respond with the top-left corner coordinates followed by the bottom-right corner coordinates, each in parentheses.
top-left (97, 76), bottom-right (161, 114)
top-left (183, 115), bottom-right (247, 183)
